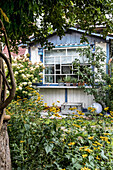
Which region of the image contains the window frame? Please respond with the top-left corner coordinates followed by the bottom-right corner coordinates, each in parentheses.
top-left (43, 46), bottom-right (90, 84)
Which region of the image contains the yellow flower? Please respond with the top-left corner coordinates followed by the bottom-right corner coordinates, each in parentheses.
top-left (78, 111), bottom-right (85, 115)
top-left (94, 141), bottom-right (102, 147)
top-left (99, 113), bottom-right (103, 116)
top-left (61, 169), bottom-right (66, 170)
top-left (104, 107), bottom-right (109, 111)
top-left (77, 119), bottom-right (83, 122)
top-left (88, 136), bottom-right (94, 140)
top-left (108, 85), bottom-right (111, 87)
top-left (68, 142), bottom-right (75, 146)
top-left (96, 156), bottom-right (101, 160)
top-left (20, 140), bottom-right (25, 143)
top-left (110, 111), bottom-right (113, 116)
top-left (44, 103), bottom-right (48, 107)
top-left (52, 102), bottom-right (55, 106)
top-left (79, 116), bottom-right (84, 118)
top-left (73, 124), bottom-right (80, 128)
top-left (88, 107), bottom-right (92, 110)
top-left (82, 154), bottom-right (88, 158)
top-left (79, 147), bottom-right (84, 150)
top-left (37, 96), bottom-right (41, 101)
top-left (91, 108), bottom-right (96, 112)
top-left (53, 113), bottom-right (61, 117)
top-left (74, 114), bottom-right (79, 117)
top-left (57, 100), bottom-right (60, 103)
top-left (7, 124), bottom-right (12, 126)
top-left (81, 167), bottom-right (91, 170)
top-left (84, 148), bottom-right (93, 153)
top-left (73, 107), bottom-right (77, 110)
top-left (100, 136), bottom-right (110, 143)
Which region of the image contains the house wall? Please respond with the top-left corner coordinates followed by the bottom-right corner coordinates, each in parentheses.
top-left (68, 89), bottom-right (94, 108)
top-left (39, 88), bottom-right (65, 106)
top-left (47, 31), bottom-right (106, 46)
top-left (39, 87), bottom-right (94, 107)
top-left (30, 46), bottom-right (40, 64)
top-left (30, 29), bottom-right (108, 108)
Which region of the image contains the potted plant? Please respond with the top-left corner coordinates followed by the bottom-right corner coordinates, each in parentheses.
top-left (77, 79), bottom-right (85, 86)
top-left (58, 78), bottom-right (64, 86)
top-left (64, 76), bottom-right (71, 86)
top-left (71, 78), bottom-right (77, 86)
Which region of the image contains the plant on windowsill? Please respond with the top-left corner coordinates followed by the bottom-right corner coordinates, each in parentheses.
top-left (64, 76), bottom-right (71, 86)
top-left (77, 79), bottom-right (85, 86)
top-left (58, 78), bottom-right (64, 86)
top-left (71, 78), bottom-right (77, 86)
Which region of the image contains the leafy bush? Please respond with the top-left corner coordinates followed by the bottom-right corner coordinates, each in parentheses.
top-left (7, 98), bottom-right (113, 170)
top-left (11, 54), bottom-right (44, 99)
top-left (73, 46), bottom-right (113, 110)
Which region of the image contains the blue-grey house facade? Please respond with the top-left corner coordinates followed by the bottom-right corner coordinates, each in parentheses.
top-left (29, 28), bottom-right (113, 108)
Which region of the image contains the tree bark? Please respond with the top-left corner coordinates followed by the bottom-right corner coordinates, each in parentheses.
top-left (0, 45), bottom-right (12, 169)
top-left (0, 122), bottom-right (11, 170)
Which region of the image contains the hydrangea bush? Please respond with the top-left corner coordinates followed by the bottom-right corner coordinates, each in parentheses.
top-left (11, 54), bottom-right (44, 99)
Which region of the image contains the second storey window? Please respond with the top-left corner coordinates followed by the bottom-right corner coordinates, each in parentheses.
top-left (43, 47), bottom-right (90, 83)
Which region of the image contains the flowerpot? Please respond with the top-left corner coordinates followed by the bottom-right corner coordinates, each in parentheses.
top-left (73, 83), bottom-right (77, 86)
top-left (66, 83), bottom-right (70, 86)
top-left (78, 82), bottom-right (81, 86)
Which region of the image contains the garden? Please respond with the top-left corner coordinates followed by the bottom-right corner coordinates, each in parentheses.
top-left (6, 51), bottom-right (113, 170)
top-left (7, 95), bottom-right (113, 170)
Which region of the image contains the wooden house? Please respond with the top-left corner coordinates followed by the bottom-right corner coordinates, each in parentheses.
top-left (29, 28), bottom-right (113, 109)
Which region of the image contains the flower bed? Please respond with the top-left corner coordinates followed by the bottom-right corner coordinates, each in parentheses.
top-left (7, 96), bottom-right (113, 170)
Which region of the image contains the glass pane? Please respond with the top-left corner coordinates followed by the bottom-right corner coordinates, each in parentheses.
top-left (56, 75), bottom-right (66, 83)
top-left (45, 49), bottom-right (66, 57)
top-left (73, 55), bottom-right (79, 61)
top-left (79, 55), bottom-right (89, 63)
top-left (71, 75), bottom-right (78, 79)
top-left (45, 57), bottom-right (54, 64)
top-left (61, 56), bottom-right (72, 64)
top-left (56, 64), bottom-right (60, 69)
top-left (45, 75), bottom-right (54, 83)
top-left (45, 50), bottom-right (50, 57)
top-left (55, 56), bottom-right (60, 64)
top-left (52, 49), bottom-right (66, 56)
top-left (61, 56), bottom-right (66, 64)
top-left (67, 48), bottom-right (77, 55)
top-left (45, 65), bottom-right (54, 74)
top-left (62, 65), bottom-right (72, 74)
top-left (56, 71), bottom-right (60, 74)
top-left (66, 56), bottom-right (72, 64)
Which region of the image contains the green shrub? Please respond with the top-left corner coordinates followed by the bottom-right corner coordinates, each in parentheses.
top-left (73, 46), bottom-right (113, 111)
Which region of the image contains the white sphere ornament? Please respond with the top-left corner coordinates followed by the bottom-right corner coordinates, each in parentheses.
top-left (91, 103), bottom-right (102, 114)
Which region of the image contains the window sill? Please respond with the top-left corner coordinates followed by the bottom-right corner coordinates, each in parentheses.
top-left (36, 86), bottom-right (91, 89)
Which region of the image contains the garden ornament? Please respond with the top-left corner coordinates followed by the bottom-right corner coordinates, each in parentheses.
top-left (0, 19), bottom-right (16, 130)
top-left (91, 103), bottom-right (102, 114)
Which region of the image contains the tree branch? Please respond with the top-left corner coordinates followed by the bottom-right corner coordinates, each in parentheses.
top-left (0, 69), bottom-right (11, 91)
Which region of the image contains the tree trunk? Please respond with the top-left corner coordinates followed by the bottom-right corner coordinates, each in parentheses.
top-left (0, 45), bottom-right (12, 169)
top-left (0, 122), bottom-right (11, 170)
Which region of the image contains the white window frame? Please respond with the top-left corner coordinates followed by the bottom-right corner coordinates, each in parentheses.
top-left (43, 46), bottom-right (89, 84)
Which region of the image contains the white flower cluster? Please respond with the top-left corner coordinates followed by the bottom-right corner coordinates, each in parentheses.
top-left (12, 54), bottom-right (44, 98)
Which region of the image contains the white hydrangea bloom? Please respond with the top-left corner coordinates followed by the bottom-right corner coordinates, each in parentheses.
top-left (19, 86), bottom-right (22, 90)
